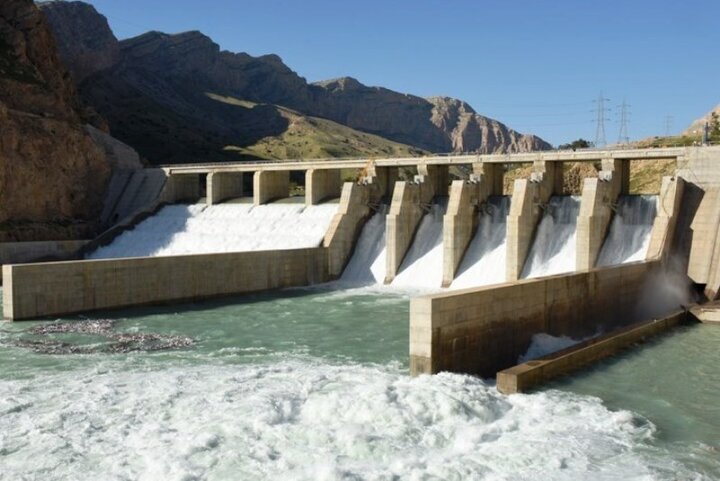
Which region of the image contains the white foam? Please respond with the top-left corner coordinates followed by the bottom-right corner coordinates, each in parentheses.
top-left (0, 359), bottom-right (703, 480)
top-left (88, 202), bottom-right (338, 259)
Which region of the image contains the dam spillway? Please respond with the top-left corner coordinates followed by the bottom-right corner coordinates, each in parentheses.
top-left (451, 196), bottom-right (510, 289)
top-left (522, 196), bottom-right (581, 279)
top-left (597, 195), bottom-right (657, 267)
top-left (0, 148), bottom-right (720, 480)
top-left (87, 202), bottom-right (339, 259)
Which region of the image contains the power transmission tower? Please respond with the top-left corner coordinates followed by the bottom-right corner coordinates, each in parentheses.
top-left (617, 99), bottom-right (630, 145)
top-left (664, 115), bottom-right (674, 137)
top-left (592, 92), bottom-right (611, 147)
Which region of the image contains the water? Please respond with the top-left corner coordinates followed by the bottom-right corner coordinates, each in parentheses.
top-left (88, 202), bottom-right (339, 259)
top-left (597, 195), bottom-right (658, 267)
top-left (392, 198), bottom-right (448, 289)
top-left (522, 196), bottom-right (581, 278)
top-left (1, 287), bottom-right (718, 479)
top-left (339, 206), bottom-right (388, 286)
top-left (451, 196), bottom-right (510, 289)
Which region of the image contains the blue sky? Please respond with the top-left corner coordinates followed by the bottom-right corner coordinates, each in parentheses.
top-left (80, 0), bottom-right (718, 146)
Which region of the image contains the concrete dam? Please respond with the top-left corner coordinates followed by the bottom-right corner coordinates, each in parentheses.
top-left (3, 146), bottom-right (720, 392)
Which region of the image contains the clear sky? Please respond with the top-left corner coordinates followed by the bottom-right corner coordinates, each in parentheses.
top-left (80, 0), bottom-right (718, 146)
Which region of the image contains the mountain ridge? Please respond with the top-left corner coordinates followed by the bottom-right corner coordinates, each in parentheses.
top-left (39, 1), bottom-right (552, 164)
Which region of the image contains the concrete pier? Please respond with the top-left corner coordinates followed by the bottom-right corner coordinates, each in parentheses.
top-left (441, 163), bottom-right (502, 287)
top-left (384, 180), bottom-right (439, 283)
top-left (306, 169), bottom-right (342, 206)
top-left (253, 170), bottom-right (289, 205)
top-left (207, 172), bottom-right (243, 205)
top-left (575, 159), bottom-right (627, 270)
top-left (324, 182), bottom-right (372, 277)
top-left (505, 160), bottom-right (558, 281)
top-left (161, 174), bottom-right (200, 203)
top-left (646, 176), bottom-right (685, 260)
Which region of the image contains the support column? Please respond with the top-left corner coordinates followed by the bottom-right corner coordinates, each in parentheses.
top-left (574, 160), bottom-right (627, 270)
top-left (647, 176), bottom-right (685, 261)
top-left (253, 170), bottom-right (289, 205)
top-left (207, 172), bottom-right (244, 206)
top-left (384, 176), bottom-right (436, 283)
top-left (306, 169), bottom-right (342, 206)
top-left (417, 163), bottom-right (449, 197)
top-left (160, 174), bottom-right (200, 203)
top-left (441, 163), bottom-right (502, 287)
top-left (323, 183), bottom-right (372, 277)
top-left (505, 160), bottom-right (557, 281)
top-left (361, 164), bottom-right (398, 203)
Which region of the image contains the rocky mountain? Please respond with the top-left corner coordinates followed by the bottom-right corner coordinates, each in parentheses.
top-left (0, 0), bottom-right (110, 241)
top-left (40, 1), bottom-right (551, 164)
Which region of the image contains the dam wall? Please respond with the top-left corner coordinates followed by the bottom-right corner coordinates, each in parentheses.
top-left (3, 247), bottom-right (328, 320)
top-left (410, 260), bottom-right (663, 378)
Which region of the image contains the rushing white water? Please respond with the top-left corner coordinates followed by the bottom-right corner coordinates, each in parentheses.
top-left (392, 198), bottom-right (448, 289)
top-left (522, 196), bottom-right (581, 279)
top-left (340, 205), bottom-right (388, 285)
top-left (451, 196), bottom-right (511, 289)
top-left (597, 195), bottom-right (658, 267)
top-left (1, 358), bottom-right (707, 481)
top-left (88, 202), bottom-right (339, 259)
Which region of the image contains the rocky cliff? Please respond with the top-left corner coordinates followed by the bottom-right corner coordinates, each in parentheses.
top-left (39, 1), bottom-right (119, 83)
top-left (684, 103), bottom-right (720, 136)
top-left (0, 0), bottom-right (110, 241)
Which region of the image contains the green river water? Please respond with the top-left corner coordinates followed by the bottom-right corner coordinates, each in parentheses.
top-left (1, 286), bottom-right (718, 480)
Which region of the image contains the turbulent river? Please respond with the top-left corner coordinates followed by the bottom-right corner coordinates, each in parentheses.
top-left (1, 286), bottom-right (718, 480)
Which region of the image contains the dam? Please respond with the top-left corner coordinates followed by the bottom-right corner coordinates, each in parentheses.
top-left (2, 146), bottom-right (720, 478)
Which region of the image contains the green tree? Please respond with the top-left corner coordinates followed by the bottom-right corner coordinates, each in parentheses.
top-left (558, 138), bottom-right (594, 150)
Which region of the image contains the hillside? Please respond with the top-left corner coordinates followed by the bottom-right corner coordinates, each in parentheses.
top-left (39, 1), bottom-right (551, 164)
top-left (0, 0), bottom-right (110, 241)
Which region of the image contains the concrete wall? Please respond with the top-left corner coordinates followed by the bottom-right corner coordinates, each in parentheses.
top-left (253, 170), bottom-right (289, 205)
top-left (207, 172), bottom-right (243, 205)
top-left (3, 248), bottom-right (329, 320)
top-left (441, 163), bottom-right (502, 286)
top-left (306, 169), bottom-right (342, 206)
top-left (361, 165), bottom-right (398, 202)
top-left (0, 240), bottom-right (88, 284)
top-left (410, 260), bottom-right (662, 377)
top-left (324, 183), bottom-right (372, 277)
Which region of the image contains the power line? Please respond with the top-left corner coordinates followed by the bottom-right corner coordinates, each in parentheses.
top-left (592, 92), bottom-right (611, 147)
top-left (617, 99), bottom-right (630, 145)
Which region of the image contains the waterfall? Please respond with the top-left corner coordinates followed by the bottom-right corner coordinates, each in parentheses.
top-left (522, 196), bottom-right (581, 278)
top-left (451, 196), bottom-right (511, 289)
top-left (87, 202), bottom-right (339, 259)
top-left (392, 198), bottom-right (449, 289)
top-left (596, 195), bottom-right (657, 267)
top-left (339, 205), bottom-right (388, 285)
